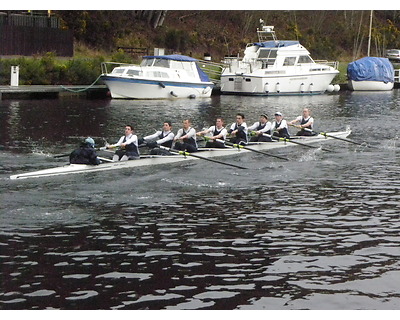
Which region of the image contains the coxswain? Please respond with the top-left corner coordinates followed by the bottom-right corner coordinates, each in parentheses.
top-left (141, 121), bottom-right (175, 155)
top-left (173, 119), bottom-right (198, 152)
top-left (248, 113), bottom-right (272, 142)
top-left (107, 125), bottom-right (140, 161)
top-left (227, 113), bottom-right (248, 145)
top-left (288, 108), bottom-right (315, 136)
top-left (197, 117), bottom-right (227, 148)
top-left (69, 137), bottom-right (101, 165)
top-left (271, 112), bottom-right (290, 139)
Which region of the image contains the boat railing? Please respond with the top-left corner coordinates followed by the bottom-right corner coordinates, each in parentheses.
top-left (197, 59), bottom-right (227, 86)
top-left (314, 60), bottom-right (339, 69)
top-left (223, 57), bottom-right (339, 74)
top-left (101, 61), bottom-right (139, 74)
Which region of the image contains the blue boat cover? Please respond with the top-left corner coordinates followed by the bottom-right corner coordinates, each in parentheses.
top-left (143, 54), bottom-right (198, 62)
top-left (254, 41), bottom-right (300, 48)
top-left (196, 65), bottom-right (211, 82)
top-left (347, 57), bottom-right (394, 83)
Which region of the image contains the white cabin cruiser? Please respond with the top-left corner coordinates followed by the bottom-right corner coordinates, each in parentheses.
top-left (100, 54), bottom-right (214, 99)
top-left (220, 25), bottom-right (340, 96)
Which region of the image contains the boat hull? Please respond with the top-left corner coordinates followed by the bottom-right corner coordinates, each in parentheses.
top-left (348, 80), bottom-right (393, 91)
top-left (10, 130), bottom-right (351, 180)
top-left (101, 75), bottom-right (214, 99)
top-left (220, 72), bottom-right (338, 96)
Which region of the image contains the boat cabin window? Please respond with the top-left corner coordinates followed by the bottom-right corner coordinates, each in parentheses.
top-left (111, 68), bottom-right (125, 74)
top-left (298, 55), bottom-right (313, 64)
top-left (283, 57), bottom-right (296, 66)
top-left (126, 69), bottom-right (142, 76)
top-left (149, 71), bottom-right (169, 78)
top-left (140, 58), bottom-right (170, 68)
top-left (258, 49), bottom-right (277, 68)
top-left (154, 59), bottom-right (170, 68)
top-left (141, 59), bottom-right (154, 67)
top-left (170, 60), bottom-right (196, 78)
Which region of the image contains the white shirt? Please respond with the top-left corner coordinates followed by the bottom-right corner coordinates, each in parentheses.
top-left (144, 130), bottom-right (175, 145)
top-left (295, 116), bottom-right (314, 127)
top-left (175, 127), bottom-right (196, 140)
top-left (206, 125), bottom-right (227, 140)
top-left (248, 121), bottom-right (272, 133)
top-left (271, 119), bottom-right (288, 131)
top-left (111, 134), bottom-right (138, 147)
top-left (229, 122), bottom-right (248, 134)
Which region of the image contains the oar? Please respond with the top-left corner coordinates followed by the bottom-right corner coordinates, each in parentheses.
top-left (214, 139), bottom-right (289, 161)
top-left (289, 124), bottom-right (367, 147)
top-left (158, 146), bottom-right (247, 169)
top-left (262, 133), bottom-right (333, 152)
top-left (53, 153), bottom-right (71, 158)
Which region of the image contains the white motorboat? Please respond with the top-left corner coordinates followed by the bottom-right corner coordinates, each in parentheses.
top-left (100, 54), bottom-right (214, 99)
top-left (220, 24), bottom-right (340, 96)
top-left (9, 129), bottom-right (351, 180)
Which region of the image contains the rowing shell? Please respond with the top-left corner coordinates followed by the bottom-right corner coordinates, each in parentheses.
top-left (9, 129), bottom-right (350, 180)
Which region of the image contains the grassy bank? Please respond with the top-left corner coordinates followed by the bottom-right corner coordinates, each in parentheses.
top-left (0, 50), bottom-right (134, 86)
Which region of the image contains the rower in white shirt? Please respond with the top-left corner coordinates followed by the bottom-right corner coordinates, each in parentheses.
top-left (142, 121), bottom-right (175, 154)
top-left (106, 125), bottom-right (140, 161)
top-left (271, 112), bottom-right (290, 139)
top-left (288, 108), bottom-right (315, 136)
top-left (173, 119), bottom-right (198, 152)
top-left (248, 113), bottom-right (272, 142)
top-left (227, 113), bottom-right (248, 145)
top-left (197, 117), bottom-right (227, 148)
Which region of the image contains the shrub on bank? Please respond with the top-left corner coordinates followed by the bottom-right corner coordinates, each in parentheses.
top-left (0, 53), bottom-right (106, 86)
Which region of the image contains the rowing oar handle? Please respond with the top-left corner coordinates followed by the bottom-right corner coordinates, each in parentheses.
top-left (289, 123), bottom-right (315, 134)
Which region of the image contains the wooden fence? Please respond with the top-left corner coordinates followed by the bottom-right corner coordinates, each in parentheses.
top-left (0, 25), bottom-right (73, 56)
top-left (0, 12), bottom-right (73, 56)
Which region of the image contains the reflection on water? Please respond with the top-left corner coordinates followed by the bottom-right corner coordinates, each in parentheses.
top-left (1, 91), bottom-right (400, 309)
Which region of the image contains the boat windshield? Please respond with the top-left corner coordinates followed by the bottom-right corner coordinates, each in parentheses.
top-left (258, 48), bottom-right (277, 68)
top-left (298, 55), bottom-right (313, 64)
top-left (141, 58), bottom-right (170, 68)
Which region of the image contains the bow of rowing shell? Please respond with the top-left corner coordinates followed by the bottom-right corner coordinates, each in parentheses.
top-left (9, 129), bottom-right (351, 180)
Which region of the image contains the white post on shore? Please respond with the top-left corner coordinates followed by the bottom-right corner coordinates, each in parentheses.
top-left (10, 66), bottom-right (19, 87)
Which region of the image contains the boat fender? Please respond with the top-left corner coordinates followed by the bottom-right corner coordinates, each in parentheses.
top-left (170, 91), bottom-right (178, 97)
top-left (326, 84), bottom-right (334, 92)
top-left (300, 83), bottom-right (305, 93)
top-left (309, 83), bottom-right (314, 92)
top-left (159, 82), bottom-right (166, 88)
top-left (276, 82), bottom-right (280, 93)
top-left (334, 84), bottom-right (340, 92)
top-left (264, 82), bottom-right (269, 93)
top-left (203, 86), bottom-right (211, 94)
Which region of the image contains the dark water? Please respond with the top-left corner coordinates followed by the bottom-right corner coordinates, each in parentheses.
top-left (1, 92), bottom-right (400, 310)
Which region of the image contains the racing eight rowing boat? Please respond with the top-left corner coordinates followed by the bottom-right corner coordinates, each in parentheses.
top-left (9, 129), bottom-right (351, 180)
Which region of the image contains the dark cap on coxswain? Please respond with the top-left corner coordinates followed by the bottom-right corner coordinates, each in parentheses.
top-left (260, 113), bottom-right (268, 119)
